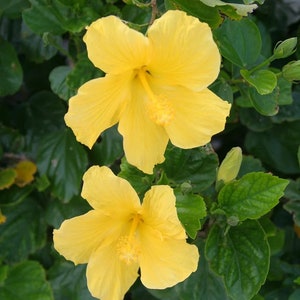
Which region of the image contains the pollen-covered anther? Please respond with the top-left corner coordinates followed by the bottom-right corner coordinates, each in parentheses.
top-left (147, 95), bottom-right (174, 126)
top-left (117, 236), bottom-right (140, 265)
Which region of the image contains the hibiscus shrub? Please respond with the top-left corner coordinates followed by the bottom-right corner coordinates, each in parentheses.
top-left (0, 0), bottom-right (300, 300)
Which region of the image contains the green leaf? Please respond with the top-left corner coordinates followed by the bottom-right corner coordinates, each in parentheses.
top-left (200, 0), bottom-right (258, 17)
top-left (46, 195), bottom-right (91, 229)
top-left (118, 158), bottom-right (155, 198)
top-left (0, 0), bottom-right (29, 18)
top-left (276, 76), bottom-right (293, 105)
top-left (214, 18), bottom-right (262, 68)
top-left (66, 52), bottom-right (104, 93)
top-left (37, 129), bottom-right (88, 202)
top-left (25, 91), bottom-right (66, 136)
top-left (284, 199), bottom-right (300, 226)
top-left (22, 0), bottom-right (67, 34)
top-left (89, 126), bottom-right (123, 166)
top-left (0, 185), bottom-right (33, 207)
top-left (210, 80), bottom-right (234, 103)
top-left (164, 0), bottom-right (222, 29)
top-left (272, 90), bottom-right (300, 123)
top-left (205, 220), bottom-right (270, 300)
top-left (48, 261), bottom-right (95, 300)
top-left (0, 198), bottom-right (47, 262)
top-left (0, 37), bottom-right (23, 96)
top-left (249, 87), bottom-right (279, 116)
top-left (175, 193), bottom-right (206, 239)
top-left (290, 290), bottom-right (300, 300)
top-left (149, 240), bottom-right (229, 300)
top-left (241, 69), bottom-right (277, 95)
top-left (245, 121), bottom-right (300, 174)
top-left (20, 22), bottom-right (59, 63)
top-left (218, 172), bottom-right (288, 221)
top-left (23, 0), bottom-right (98, 34)
top-left (0, 265), bottom-right (8, 285)
top-left (0, 168), bottom-right (17, 190)
top-left (49, 66), bottom-right (75, 101)
top-left (237, 155), bottom-right (265, 178)
top-left (161, 145), bottom-right (219, 193)
top-left (0, 261), bottom-right (53, 300)
top-left (239, 108), bottom-right (273, 132)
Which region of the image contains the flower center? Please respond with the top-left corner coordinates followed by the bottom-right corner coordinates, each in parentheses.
top-left (117, 213), bottom-right (142, 265)
top-left (137, 68), bottom-right (174, 126)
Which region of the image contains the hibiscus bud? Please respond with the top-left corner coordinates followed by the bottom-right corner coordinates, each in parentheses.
top-left (282, 60), bottom-right (300, 82)
top-left (273, 37), bottom-right (297, 59)
top-left (217, 147), bottom-right (242, 185)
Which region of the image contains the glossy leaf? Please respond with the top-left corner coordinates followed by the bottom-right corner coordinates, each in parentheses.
top-left (218, 172), bottom-right (288, 221)
top-left (21, 22), bottom-right (59, 63)
top-left (164, 0), bottom-right (222, 28)
top-left (249, 88), bottom-right (279, 116)
top-left (48, 261), bottom-right (95, 300)
top-left (0, 261), bottom-right (53, 300)
top-left (245, 121), bottom-right (300, 174)
top-left (161, 145), bottom-right (219, 193)
top-left (0, 38), bottom-right (23, 96)
top-left (118, 158), bottom-right (156, 198)
top-left (49, 66), bottom-right (74, 101)
top-left (200, 0), bottom-right (258, 16)
top-left (176, 192), bottom-right (206, 239)
top-left (89, 126), bottom-right (123, 166)
top-left (214, 18), bottom-right (261, 67)
top-left (240, 69), bottom-right (277, 95)
top-left (205, 220), bottom-right (270, 300)
top-left (37, 129), bottom-right (88, 202)
top-left (0, 198), bottom-right (47, 262)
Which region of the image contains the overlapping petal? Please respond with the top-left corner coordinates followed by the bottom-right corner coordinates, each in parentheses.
top-left (64, 74), bottom-right (130, 149)
top-left (147, 10), bottom-right (220, 91)
top-left (82, 166), bottom-right (141, 218)
top-left (53, 210), bottom-right (110, 265)
top-left (118, 79), bottom-right (169, 174)
top-left (163, 87), bottom-right (231, 148)
top-left (87, 244), bottom-right (139, 300)
top-left (84, 15), bottom-right (150, 74)
top-left (138, 225), bottom-right (199, 289)
top-left (141, 185), bottom-right (186, 239)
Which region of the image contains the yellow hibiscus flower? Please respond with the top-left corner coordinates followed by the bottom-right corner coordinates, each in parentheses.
top-left (53, 166), bottom-right (199, 300)
top-left (65, 10), bottom-right (231, 174)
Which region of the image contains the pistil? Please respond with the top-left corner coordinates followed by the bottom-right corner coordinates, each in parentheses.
top-left (138, 69), bottom-right (174, 126)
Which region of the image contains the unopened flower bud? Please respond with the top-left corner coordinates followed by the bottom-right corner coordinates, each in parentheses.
top-left (273, 37), bottom-right (297, 59)
top-left (282, 60), bottom-right (300, 82)
top-left (217, 147), bottom-right (242, 184)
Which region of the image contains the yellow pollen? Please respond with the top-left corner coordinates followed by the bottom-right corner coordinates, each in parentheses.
top-left (138, 69), bottom-right (174, 126)
top-left (117, 214), bottom-right (142, 265)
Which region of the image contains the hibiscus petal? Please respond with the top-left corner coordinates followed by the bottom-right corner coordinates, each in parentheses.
top-left (147, 10), bottom-right (220, 91)
top-left (82, 166), bottom-right (141, 217)
top-left (84, 15), bottom-right (150, 74)
top-left (118, 79), bottom-right (169, 174)
top-left (141, 185), bottom-right (186, 239)
top-left (53, 210), bottom-right (113, 265)
top-left (139, 225), bottom-right (199, 289)
top-left (164, 87), bottom-right (231, 148)
top-left (64, 74), bottom-right (130, 149)
top-left (87, 244), bottom-right (139, 300)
